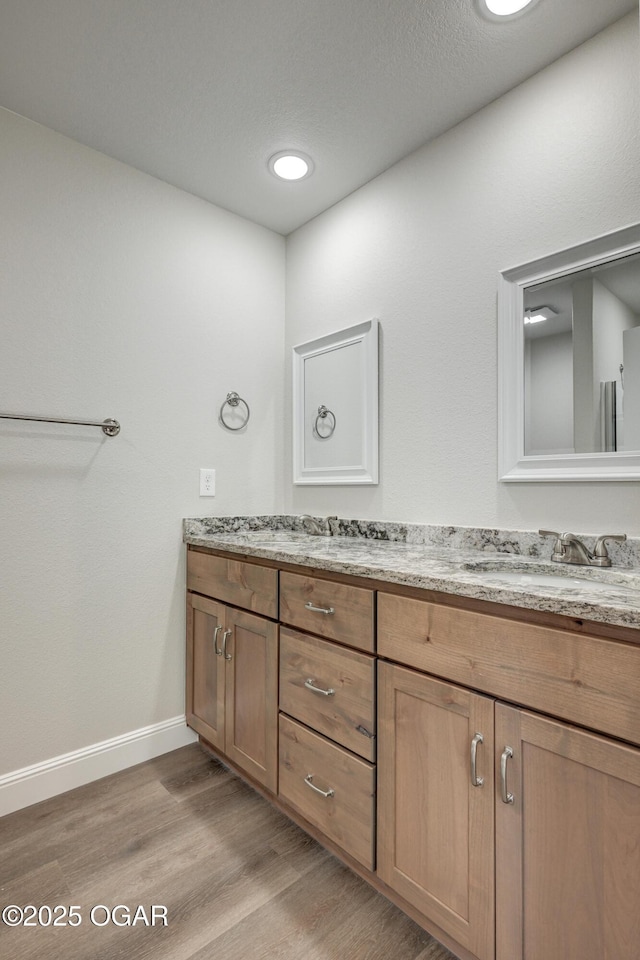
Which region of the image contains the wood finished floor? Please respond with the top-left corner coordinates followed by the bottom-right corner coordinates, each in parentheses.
top-left (0, 744), bottom-right (457, 960)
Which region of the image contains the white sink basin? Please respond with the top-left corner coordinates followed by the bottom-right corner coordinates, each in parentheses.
top-left (230, 530), bottom-right (311, 544)
top-left (460, 558), bottom-right (640, 596)
top-left (473, 570), bottom-right (619, 593)
top-left (235, 531), bottom-right (363, 546)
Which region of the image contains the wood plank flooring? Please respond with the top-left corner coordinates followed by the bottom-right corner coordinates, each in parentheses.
top-left (0, 744), bottom-right (457, 960)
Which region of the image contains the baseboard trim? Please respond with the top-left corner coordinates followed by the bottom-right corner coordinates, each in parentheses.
top-left (0, 717), bottom-right (198, 817)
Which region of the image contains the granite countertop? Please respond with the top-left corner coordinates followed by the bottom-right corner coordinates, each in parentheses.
top-left (183, 516), bottom-right (640, 632)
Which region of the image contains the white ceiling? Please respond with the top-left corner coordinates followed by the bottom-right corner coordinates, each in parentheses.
top-left (0, 0), bottom-right (636, 235)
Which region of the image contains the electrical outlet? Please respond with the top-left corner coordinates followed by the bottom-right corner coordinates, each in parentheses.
top-left (199, 468), bottom-right (216, 496)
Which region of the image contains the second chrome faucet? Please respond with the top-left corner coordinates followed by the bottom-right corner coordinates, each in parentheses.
top-left (540, 530), bottom-right (626, 567)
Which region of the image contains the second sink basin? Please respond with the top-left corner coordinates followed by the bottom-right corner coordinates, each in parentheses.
top-left (462, 559), bottom-right (640, 596)
top-left (470, 570), bottom-right (618, 594)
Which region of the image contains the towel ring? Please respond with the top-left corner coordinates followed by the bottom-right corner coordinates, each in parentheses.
top-left (220, 392), bottom-right (250, 431)
top-left (314, 405), bottom-right (336, 439)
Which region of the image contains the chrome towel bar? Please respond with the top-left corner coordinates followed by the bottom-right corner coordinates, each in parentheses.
top-left (0, 413), bottom-right (121, 437)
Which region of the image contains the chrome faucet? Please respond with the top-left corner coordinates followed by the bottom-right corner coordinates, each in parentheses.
top-left (540, 530), bottom-right (626, 567)
top-left (299, 515), bottom-right (338, 537)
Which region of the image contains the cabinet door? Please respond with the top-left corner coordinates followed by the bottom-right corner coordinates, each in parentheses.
top-left (224, 607), bottom-right (279, 793)
top-left (496, 703), bottom-right (640, 960)
top-left (377, 663), bottom-right (495, 960)
top-left (186, 593), bottom-right (226, 750)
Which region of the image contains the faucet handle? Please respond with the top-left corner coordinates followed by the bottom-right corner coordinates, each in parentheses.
top-left (539, 529), bottom-right (565, 562)
top-left (539, 529), bottom-right (563, 548)
top-left (593, 533), bottom-right (626, 566)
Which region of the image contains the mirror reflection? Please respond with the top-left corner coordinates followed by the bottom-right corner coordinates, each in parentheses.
top-left (524, 251), bottom-right (640, 456)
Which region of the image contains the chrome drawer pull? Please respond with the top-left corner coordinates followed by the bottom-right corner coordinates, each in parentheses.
top-left (304, 678), bottom-right (335, 697)
top-left (213, 624), bottom-right (223, 657)
top-left (304, 601), bottom-right (335, 616)
top-left (501, 746), bottom-right (514, 804)
top-left (304, 774), bottom-right (334, 799)
top-left (470, 732), bottom-right (484, 787)
top-left (222, 629), bottom-right (232, 661)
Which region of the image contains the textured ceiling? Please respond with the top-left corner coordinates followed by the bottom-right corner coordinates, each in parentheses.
top-left (0, 0), bottom-right (636, 234)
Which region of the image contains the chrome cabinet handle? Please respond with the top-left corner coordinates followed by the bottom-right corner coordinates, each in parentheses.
top-left (501, 746), bottom-right (514, 804)
top-left (304, 678), bottom-right (335, 697)
top-left (470, 732), bottom-right (484, 787)
top-left (304, 774), bottom-right (334, 798)
top-left (212, 624), bottom-right (222, 657)
top-left (221, 628), bottom-right (232, 661)
top-left (304, 601), bottom-right (335, 616)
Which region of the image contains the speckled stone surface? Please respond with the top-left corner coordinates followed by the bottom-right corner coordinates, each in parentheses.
top-left (183, 516), bottom-right (640, 633)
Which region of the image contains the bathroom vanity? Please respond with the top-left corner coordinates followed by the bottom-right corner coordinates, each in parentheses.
top-left (184, 518), bottom-right (640, 960)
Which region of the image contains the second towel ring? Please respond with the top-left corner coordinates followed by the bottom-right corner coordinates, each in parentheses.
top-left (314, 405), bottom-right (336, 439)
top-left (220, 392), bottom-right (250, 431)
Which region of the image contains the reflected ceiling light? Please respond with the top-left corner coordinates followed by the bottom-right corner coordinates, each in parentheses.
top-left (478, 0), bottom-right (539, 20)
top-left (268, 151), bottom-right (314, 181)
top-left (524, 305), bottom-right (557, 324)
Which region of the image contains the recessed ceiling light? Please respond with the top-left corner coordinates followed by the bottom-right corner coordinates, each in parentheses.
top-left (478, 0), bottom-right (539, 20)
top-left (268, 151), bottom-right (314, 181)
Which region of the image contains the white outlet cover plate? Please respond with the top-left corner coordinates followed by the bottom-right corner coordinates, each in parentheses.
top-left (199, 468), bottom-right (216, 496)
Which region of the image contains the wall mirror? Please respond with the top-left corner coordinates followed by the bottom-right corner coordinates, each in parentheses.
top-left (293, 319), bottom-right (379, 484)
top-left (498, 224), bottom-right (640, 481)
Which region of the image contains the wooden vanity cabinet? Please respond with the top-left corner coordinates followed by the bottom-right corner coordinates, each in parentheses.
top-left (495, 704), bottom-right (640, 960)
top-left (186, 551), bottom-right (279, 793)
top-left (377, 662), bottom-right (495, 960)
top-left (277, 576), bottom-right (377, 871)
top-left (186, 545), bottom-right (640, 960)
top-left (377, 590), bottom-right (640, 960)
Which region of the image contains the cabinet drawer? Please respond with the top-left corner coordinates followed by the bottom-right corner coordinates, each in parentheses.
top-left (279, 571), bottom-right (374, 652)
top-left (378, 592), bottom-right (640, 746)
top-left (280, 628), bottom-right (376, 761)
top-left (187, 549), bottom-right (277, 618)
top-left (279, 715), bottom-right (375, 870)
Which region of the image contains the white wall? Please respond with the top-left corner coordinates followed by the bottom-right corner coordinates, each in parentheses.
top-left (525, 332), bottom-right (574, 455)
top-left (285, 13), bottom-right (640, 533)
top-left (0, 108), bottom-right (285, 778)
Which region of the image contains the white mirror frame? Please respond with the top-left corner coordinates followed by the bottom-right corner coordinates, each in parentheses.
top-left (293, 319), bottom-right (379, 484)
top-left (498, 223), bottom-right (640, 482)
